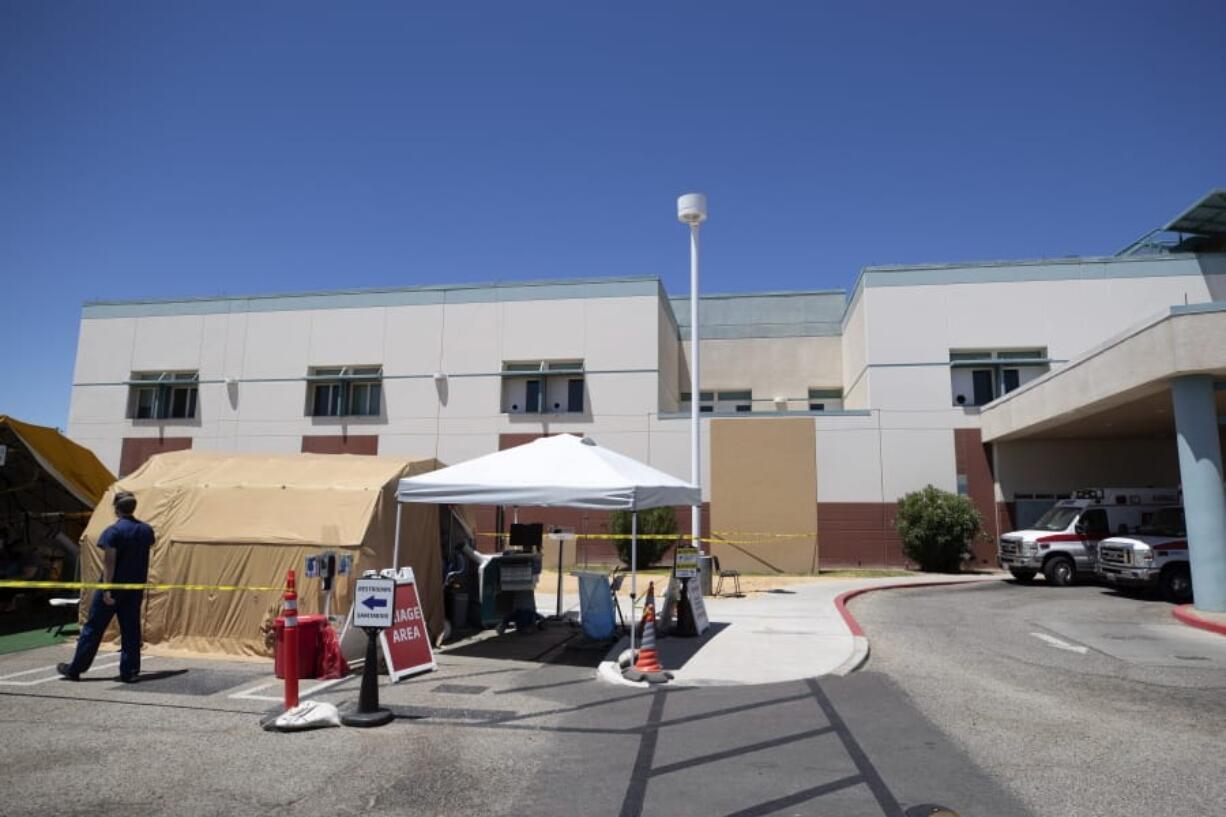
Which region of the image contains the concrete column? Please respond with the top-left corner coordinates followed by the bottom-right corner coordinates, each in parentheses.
top-left (1171, 375), bottom-right (1226, 612)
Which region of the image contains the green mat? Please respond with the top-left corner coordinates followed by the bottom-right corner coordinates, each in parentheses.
top-left (0, 605), bottom-right (79, 655)
top-left (0, 625), bottom-right (77, 655)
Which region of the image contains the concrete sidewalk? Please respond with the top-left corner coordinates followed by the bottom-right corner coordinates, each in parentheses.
top-left (589, 574), bottom-right (999, 686)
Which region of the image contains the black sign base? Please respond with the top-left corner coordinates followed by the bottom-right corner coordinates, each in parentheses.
top-left (341, 627), bottom-right (394, 728)
top-left (673, 577), bottom-right (698, 638)
top-left (340, 703), bottom-right (394, 728)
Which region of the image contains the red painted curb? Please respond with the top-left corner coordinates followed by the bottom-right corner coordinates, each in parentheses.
top-left (1172, 604), bottom-right (1226, 636)
top-left (834, 579), bottom-right (994, 637)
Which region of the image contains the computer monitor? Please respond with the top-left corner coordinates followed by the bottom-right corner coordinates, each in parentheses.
top-left (509, 523), bottom-right (543, 551)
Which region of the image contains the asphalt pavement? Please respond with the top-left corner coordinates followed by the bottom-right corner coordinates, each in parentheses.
top-left (850, 580), bottom-right (1226, 817)
top-left (0, 618), bottom-right (1025, 816)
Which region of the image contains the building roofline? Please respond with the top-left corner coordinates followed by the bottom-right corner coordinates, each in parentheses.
top-left (859, 251), bottom-right (1202, 275)
top-left (670, 288), bottom-right (847, 301)
top-left (83, 274), bottom-right (663, 308)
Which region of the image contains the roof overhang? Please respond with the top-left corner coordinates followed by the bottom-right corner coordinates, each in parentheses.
top-left (981, 303), bottom-right (1226, 442)
top-left (1165, 189), bottom-right (1226, 236)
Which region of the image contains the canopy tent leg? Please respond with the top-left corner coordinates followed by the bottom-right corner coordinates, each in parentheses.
top-left (392, 502), bottom-right (403, 571)
top-left (630, 510), bottom-right (637, 657)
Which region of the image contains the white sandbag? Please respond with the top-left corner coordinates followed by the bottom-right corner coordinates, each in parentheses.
top-left (263, 701), bottom-right (341, 732)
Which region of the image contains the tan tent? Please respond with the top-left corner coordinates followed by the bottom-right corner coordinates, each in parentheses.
top-left (80, 450), bottom-right (446, 658)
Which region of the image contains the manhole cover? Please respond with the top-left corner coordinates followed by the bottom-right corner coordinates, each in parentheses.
top-left (906, 806), bottom-right (960, 817)
top-left (1174, 655), bottom-right (1210, 662)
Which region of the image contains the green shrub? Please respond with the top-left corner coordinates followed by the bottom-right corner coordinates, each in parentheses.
top-left (611, 507), bottom-right (679, 567)
top-left (894, 485), bottom-right (982, 572)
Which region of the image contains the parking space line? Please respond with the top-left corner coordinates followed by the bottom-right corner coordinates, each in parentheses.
top-left (1031, 632), bottom-right (1089, 654)
top-left (0, 664), bottom-right (78, 681)
top-left (0, 657), bottom-right (126, 687)
top-left (230, 668), bottom-right (358, 702)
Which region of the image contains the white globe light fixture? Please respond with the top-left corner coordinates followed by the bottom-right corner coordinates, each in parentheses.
top-left (677, 193), bottom-right (708, 560)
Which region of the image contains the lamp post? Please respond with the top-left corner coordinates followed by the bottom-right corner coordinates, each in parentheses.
top-left (677, 193), bottom-right (708, 557)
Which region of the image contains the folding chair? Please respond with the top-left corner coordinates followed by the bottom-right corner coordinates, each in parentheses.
top-left (713, 555), bottom-right (742, 597)
top-left (609, 570), bottom-right (629, 635)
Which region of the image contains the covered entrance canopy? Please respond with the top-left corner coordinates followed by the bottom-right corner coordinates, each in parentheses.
top-left (981, 304), bottom-right (1226, 444)
top-left (981, 302), bottom-right (1226, 612)
top-left (396, 434), bottom-right (699, 650)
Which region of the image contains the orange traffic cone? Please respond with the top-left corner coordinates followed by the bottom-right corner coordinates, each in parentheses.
top-left (624, 582), bottom-right (672, 684)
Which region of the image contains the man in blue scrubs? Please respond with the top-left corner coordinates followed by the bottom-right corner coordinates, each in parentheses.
top-left (59, 491), bottom-right (154, 683)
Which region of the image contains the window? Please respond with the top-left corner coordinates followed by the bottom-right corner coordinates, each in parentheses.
top-left (718, 391), bottom-right (752, 413)
top-left (808, 388), bottom-right (843, 411)
top-left (501, 361), bottom-right (585, 414)
top-left (128, 371), bottom-right (199, 420)
top-left (971, 370), bottom-right (995, 406)
top-left (1033, 506), bottom-right (1080, 531)
top-left (1079, 508), bottom-right (1110, 537)
top-left (567, 379), bottom-right (584, 413)
top-left (1002, 368), bottom-right (1021, 394)
top-left (307, 366), bottom-right (383, 417)
top-left (950, 349), bottom-right (1049, 407)
top-left (680, 390), bottom-right (750, 413)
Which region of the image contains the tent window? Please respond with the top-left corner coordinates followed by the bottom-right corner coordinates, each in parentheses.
top-left (128, 371), bottom-right (199, 420)
top-left (308, 366), bottom-right (383, 417)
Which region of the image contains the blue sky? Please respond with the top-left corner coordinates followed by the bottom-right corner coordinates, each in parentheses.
top-left (2, 1), bottom-right (1224, 428)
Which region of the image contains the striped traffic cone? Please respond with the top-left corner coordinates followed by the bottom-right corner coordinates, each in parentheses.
top-left (635, 581), bottom-right (657, 640)
top-left (624, 582), bottom-right (672, 684)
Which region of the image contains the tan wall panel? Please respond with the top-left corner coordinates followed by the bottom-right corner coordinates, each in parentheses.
top-left (710, 418), bottom-right (818, 573)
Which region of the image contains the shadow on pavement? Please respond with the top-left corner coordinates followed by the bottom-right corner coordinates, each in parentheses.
top-left (654, 621), bottom-right (730, 669)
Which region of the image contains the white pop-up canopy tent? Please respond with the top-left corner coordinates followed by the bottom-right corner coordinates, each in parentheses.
top-left (395, 434), bottom-right (699, 653)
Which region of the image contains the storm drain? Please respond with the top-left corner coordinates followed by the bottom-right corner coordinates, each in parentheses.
top-left (432, 683), bottom-right (489, 695)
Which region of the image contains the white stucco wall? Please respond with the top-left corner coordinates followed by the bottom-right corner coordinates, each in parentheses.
top-left (682, 335), bottom-right (842, 411)
top-left (840, 293), bottom-right (868, 409)
top-left (68, 291), bottom-right (669, 475)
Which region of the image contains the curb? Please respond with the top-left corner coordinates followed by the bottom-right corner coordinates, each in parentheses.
top-left (1172, 604), bottom-right (1226, 636)
top-left (830, 635), bottom-right (869, 676)
top-left (831, 578), bottom-right (998, 674)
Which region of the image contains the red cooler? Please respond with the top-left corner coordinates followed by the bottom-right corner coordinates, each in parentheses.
top-left (274, 614), bottom-right (325, 679)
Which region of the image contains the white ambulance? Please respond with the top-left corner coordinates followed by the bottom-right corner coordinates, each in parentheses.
top-left (1097, 506), bottom-right (1192, 603)
top-left (997, 488), bottom-right (1181, 586)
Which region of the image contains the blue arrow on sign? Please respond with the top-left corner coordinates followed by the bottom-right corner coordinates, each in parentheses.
top-left (361, 596), bottom-right (389, 610)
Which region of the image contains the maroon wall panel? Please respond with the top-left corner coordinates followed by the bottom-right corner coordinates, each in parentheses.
top-left (817, 503), bottom-right (907, 568)
top-left (119, 437), bottom-right (193, 477)
top-left (301, 434), bottom-right (379, 455)
top-left (953, 428), bottom-right (998, 567)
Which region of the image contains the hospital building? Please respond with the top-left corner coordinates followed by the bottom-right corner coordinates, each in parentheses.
top-left (66, 190), bottom-right (1226, 577)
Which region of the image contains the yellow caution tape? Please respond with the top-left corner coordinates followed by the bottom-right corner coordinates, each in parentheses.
top-left (709, 530), bottom-right (814, 539)
top-left (476, 530), bottom-right (813, 546)
top-left (0, 580), bottom-right (283, 593)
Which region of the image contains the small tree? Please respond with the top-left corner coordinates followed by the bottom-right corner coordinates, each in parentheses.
top-left (611, 507), bottom-right (679, 568)
top-left (894, 485), bottom-right (982, 573)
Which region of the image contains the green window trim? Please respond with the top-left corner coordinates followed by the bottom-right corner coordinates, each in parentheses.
top-left (128, 370), bottom-right (200, 419)
top-left (307, 365), bottom-right (383, 417)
